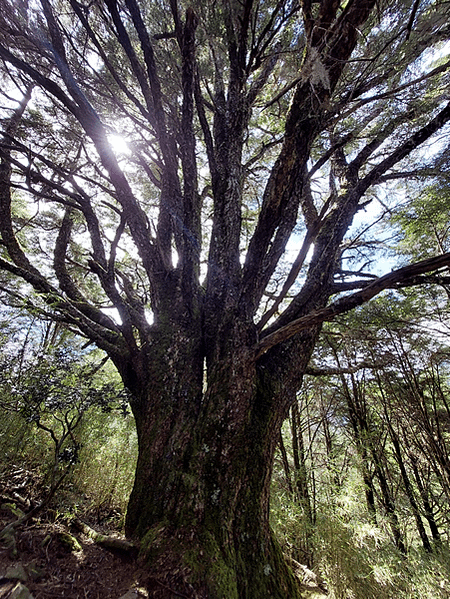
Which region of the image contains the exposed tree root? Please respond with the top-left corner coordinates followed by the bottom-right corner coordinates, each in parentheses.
top-left (73, 518), bottom-right (137, 553)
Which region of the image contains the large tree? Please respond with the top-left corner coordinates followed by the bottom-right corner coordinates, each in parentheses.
top-left (1, 0), bottom-right (450, 596)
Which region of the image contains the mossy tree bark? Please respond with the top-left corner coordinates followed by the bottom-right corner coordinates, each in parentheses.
top-left (1, 0), bottom-right (450, 596)
top-left (117, 297), bottom-right (317, 596)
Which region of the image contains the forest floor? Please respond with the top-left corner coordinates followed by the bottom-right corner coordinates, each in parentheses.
top-left (0, 465), bottom-right (148, 599)
top-left (0, 465), bottom-right (328, 599)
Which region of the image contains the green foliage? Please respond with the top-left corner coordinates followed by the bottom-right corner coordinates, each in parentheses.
top-left (313, 509), bottom-right (450, 599)
top-left (0, 314), bottom-right (137, 522)
top-left (272, 474), bottom-right (450, 599)
top-left (391, 182), bottom-right (450, 261)
top-left (0, 410), bottom-right (49, 469)
top-left (271, 487), bottom-right (313, 564)
top-left (72, 407), bottom-right (137, 518)
top-left (270, 288), bottom-right (450, 597)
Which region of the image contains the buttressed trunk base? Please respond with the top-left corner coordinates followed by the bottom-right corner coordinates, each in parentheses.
top-left (124, 341), bottom-right (306, 598)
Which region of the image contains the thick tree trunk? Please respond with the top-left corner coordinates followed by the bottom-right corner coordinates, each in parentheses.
top-left (122, 320), bottom-right (309, 598)
top-left (2, 0), bottom-right (450, 595)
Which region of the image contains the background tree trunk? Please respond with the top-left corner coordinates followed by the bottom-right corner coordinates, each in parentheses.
top-left (1, 0), bottom-right (450, 595)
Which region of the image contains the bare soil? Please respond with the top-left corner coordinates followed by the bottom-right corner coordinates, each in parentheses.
top-left (1, 465), bottom-right (328, 599)
top-left (0, 466), bottom-right (147, 599)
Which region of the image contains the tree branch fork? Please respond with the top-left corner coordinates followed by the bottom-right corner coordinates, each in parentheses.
top-left (255, 252), bottom-right (450, 359)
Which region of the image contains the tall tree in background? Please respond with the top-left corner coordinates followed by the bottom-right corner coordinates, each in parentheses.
top-left (1, 0), bottom-right (450, 596)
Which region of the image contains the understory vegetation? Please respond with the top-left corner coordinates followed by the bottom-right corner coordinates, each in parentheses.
top-left (0, 317), bottom-right (137, 523)
top-left (1, 0), bottom-right (450, 595)
top-left (271, 288), bottom-right (450, 598)
top-left (3, 284), bottom-right (450, 598)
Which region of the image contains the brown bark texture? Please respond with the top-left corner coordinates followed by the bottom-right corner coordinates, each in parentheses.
top-left (0, 0), bottom-right (450, 596)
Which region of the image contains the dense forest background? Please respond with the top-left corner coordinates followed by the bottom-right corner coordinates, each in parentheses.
top-left (3, 208), bottom-right (450, 597)
top-left (1, 0), bottom-right (450, 596)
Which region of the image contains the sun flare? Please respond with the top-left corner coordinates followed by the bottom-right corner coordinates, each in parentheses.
top-left (108, 134), bottom-right (130, 156)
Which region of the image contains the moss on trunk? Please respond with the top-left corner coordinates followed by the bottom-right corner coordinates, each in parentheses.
top-left (124, 335), bottom-right (311, 598)
top-left (139, 521), bottom-right (306, 598)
